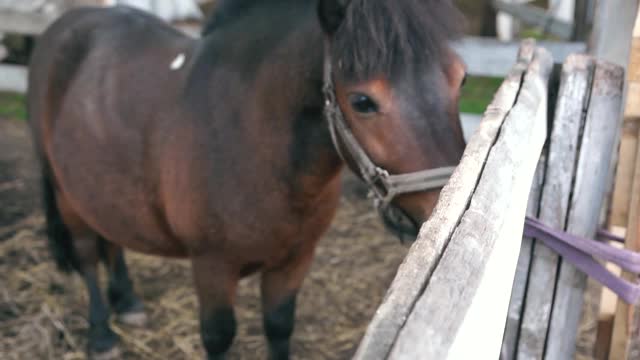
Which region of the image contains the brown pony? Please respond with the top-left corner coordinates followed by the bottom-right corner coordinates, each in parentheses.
top-left (27, 0), bottom-right (467, 359)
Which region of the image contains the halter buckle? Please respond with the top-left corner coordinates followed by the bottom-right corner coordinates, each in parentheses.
top-left (372, 167), bottom-right (390, 185)
top-left (367, 167), bottom-right (395, 207)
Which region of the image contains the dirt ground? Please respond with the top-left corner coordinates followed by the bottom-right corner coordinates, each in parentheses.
top-left (0, 116), bottom-right (410, 359)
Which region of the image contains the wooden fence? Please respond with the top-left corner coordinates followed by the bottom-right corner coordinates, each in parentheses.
top-left (354, 40), bottom-right (551, 360)
top-left (354, 39), bottom-right (626, 359)
top-left (502, 55), bottom-right (624, 360)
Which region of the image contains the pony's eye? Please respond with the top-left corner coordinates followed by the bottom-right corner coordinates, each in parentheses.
top-left (349, 93), bottom-right (379, 114)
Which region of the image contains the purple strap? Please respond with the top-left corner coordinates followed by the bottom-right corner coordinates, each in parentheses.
top-left (523, 216), bottom-right (640, 304)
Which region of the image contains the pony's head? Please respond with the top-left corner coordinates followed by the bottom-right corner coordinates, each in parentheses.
top-left (318, 0), bottom-right (467, 241)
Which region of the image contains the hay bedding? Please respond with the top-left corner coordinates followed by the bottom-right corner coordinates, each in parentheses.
top-left (0, 118), bottom-right (409, 359)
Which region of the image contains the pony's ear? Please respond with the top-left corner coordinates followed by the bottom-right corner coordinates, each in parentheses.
top-left (317, 0), bottom-right (350, 35)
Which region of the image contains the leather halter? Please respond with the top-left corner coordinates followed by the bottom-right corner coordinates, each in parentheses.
top-left (322, 41), bottom-right (455, 211)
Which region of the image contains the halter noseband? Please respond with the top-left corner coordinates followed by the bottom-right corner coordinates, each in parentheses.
top-left (322, 41), bottom-right (455, 211)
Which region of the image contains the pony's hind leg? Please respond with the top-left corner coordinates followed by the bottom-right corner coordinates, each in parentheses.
top-left (80, 247), bottom-right (121, 360)
top-left (65, 230), bottom-right (120, 359)
top-left (41, 172), bottom-right (120, 359)
top-left (100, 240), bottom-right (147, 327)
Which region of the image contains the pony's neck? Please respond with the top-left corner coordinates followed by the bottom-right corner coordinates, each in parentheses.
top-left (280, 18), bottom-right (344, 194)
top-left (191, 1), bottom-right (344, 195)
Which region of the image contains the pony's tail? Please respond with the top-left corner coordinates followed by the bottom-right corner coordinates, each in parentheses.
top-left (41, 167), bottom-right (79, 273)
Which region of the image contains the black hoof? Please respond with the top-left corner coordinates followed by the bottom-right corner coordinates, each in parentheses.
top-left (88, 325), bottom-right (120, 359)
top-left (89, 345), bottom-right (121, 360)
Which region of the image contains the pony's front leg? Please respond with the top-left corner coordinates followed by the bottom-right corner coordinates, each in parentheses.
top-left (191, 256), bottom-right (239, 360)
top-left (260, 251), bottom-right (315, 360)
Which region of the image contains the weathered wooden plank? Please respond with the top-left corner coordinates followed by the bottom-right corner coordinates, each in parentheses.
top-left (576, 62), bottom-right (628, 360)
top-left (387, 47), bottom-right (552, 360)
top-left (609, 133), bottom-right (640, 360)
top-left (546, 60), bottom-right (624, 360)
top-left (0, 64), bottom-right (28, 93)
top-left (452, 36), bottom-right (586, 78)
top-left (352, 39), bottom-right (538, 360)
top-left (500, 155), bottom-right (546, 360)
top-left (589, 0), bottom-right (639, 67)
top-left (516, 54), bottom-right (595, 360)
top-left (605, 8), bottom-right (640, 359)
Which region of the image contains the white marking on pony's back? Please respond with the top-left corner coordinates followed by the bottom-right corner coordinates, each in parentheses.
top-left (170, 53), bottom-right (186, 70)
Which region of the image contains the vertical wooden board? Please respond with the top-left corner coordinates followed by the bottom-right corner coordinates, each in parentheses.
top-left (576, 277), bottom-right (605, 360)
top-left (609, 11), bottom-right (640, 227)
top-left (627, 39), bottom-right (640, 83)
top-left (501, 156), bottom-right (546, 360)
top-left (610, 131), bottom-right (640, 360)
top-left (609, 122), bottom-right (638, 227)
top-left (352, 40), bottom-right (537, 360)
top-left (589, 0), bottom-right (639, 67)
top-left (516, 54), bottom-right (595, 360)
top-left (386, 48), bottom-right (552, 360)
top-left (546, 61), bottom-right (625, 360)
top-left (629, 307), bottom-right (640, 359)
top-left (624, 83), bottom-right (640, 118)
top-left (595, 315), bottom-right (615, 360)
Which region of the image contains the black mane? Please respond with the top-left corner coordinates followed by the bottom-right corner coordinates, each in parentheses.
top-left (331, 0), bottom-right (464, 80)
top-left (202, 0), bottom-right (464, 80)
top-left (201, 0), bottom-right (257, 35)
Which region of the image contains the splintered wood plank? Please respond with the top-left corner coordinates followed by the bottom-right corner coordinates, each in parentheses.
top-left (546, 60), bottom-right (625, 360)
top-left (500, 156), bottom-right (546, 360)
top-left (386, 47), bottom-right (552, 360)
top-left (516, 54), bottom-right (595, 360)
top-left (352, 40), bottom-right (538, 360)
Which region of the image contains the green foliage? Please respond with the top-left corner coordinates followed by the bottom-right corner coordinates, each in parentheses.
top-left (459, 76), bottom-right (504, 114)
top-left (0, 92), bottom-right (26, 121)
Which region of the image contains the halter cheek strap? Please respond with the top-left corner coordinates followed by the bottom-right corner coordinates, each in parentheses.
top-left (322, 40), bottom-right (455, 209)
